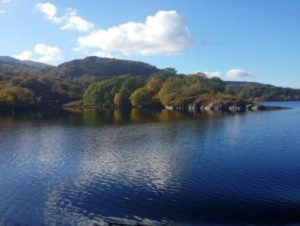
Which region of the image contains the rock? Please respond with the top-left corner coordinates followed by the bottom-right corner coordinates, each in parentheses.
top-left (229, 105), bottom-right (239, 112)
top-left (177, 105), bottom-right (184, 111)
top-left (165, 106), bottom-right (175, 110)
top-left (204, 103), bottom-right (214, 111)
top-left (188, 103), bottom-right (199, 113)
top-left (251, 105), bottom-right (265, 111)
top-left (214, 103), bottom-right (226, 112)
top-left (236, 101), bottom-right (247, 111)
top-left (164, 101), bottom-right (269, 113)
top-left (246, 104), bottom-right (254, 110)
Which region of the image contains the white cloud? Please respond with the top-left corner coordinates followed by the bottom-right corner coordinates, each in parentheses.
top-left (205, 71), bottom-right (224, 78)
top-left (205, 69), bottom-right (257, 79)
top-left (1, 0), bottom-right (12, 15)
top-left (77, 10), bottom-right (191, 56)
top-left (13, 44), bottom-right (62, 63)
top-left (13, 50), bottom-right (33, 61)
top-left (93, 51), bottom-right (113, 58)
top-left (60, 9), bottom-right (94, 32)
top-left (35, 2), bottom-right (60, 23)
top-left (226, 69), bottom-right (256, 78)
top-left (72, 47), bottom-right (113, 58)
top-left (1, 0), bottom-right (12, 4)
top-left (35, 2), bottom-right (93, 32)
top-left (34, 43), bottom-right (62, 63)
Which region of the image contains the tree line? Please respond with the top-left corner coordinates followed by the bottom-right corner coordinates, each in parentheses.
top-left (82, 69), bottom-right (300, 109)
top-left (1, 68), bottom-right (300, 111)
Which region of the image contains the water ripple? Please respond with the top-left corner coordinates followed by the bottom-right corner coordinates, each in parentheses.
top-left (0, 103), bottom-right (300, 225)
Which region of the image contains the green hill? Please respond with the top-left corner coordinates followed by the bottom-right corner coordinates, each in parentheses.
top-left (0, 56), bottom-right (299, 112)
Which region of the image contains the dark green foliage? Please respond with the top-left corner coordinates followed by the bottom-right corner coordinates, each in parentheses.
top-left (84, 72), bottom-right (300, 108)
top-left (83, 75), bottom-right (145, 107)
top-left (0, 75), bottom-right (94, 110)
top-left (130, 87), bottom-right (154, 107)
top-left (158, 74), bottom-right (226, 106)
top-left (0, 85), bottom-right (35, 108)
top-left (158, 76), bottom-right (186, 106)
top-left (1, 56), bottom-right (300, 111)
top-left (114, 76), bottom-right (146, 106)
top-left (209, 77), bottom-right (226, 93)
top-left (49, 57), bottom-right (159, 78)
top-left (226, 82), bottom-right (300, 101)
top-left (130, 69), bottom-right (177, 107)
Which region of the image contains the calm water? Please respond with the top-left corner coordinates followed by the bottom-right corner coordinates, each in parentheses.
top-left (1, 102), bottom-right (300, 225)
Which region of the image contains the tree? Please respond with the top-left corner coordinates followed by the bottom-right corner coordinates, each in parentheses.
top-left (0, 85), bottom-right (35, 107)
top-left (158, 76), bottom-right (185, 106)
top-left (83, 75), bottom-right (145, 107)
top-left (114, 76), bottom-right (145, 106)
top-left (129, 87), bottom-right (154, 107)
top-left (114, 89), bottom-right (131, 106)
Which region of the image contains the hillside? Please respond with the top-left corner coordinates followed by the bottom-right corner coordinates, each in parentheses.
top-left (0, 56), bottom-right (53, 74)
top-left (0, 56), bottom-right (159, 80)
top-left (225, 81), bottom-right (300, 101)
top-left (47, 57), bottom-right (159, 78)
top-left (0, 55), bottom-right (300, 112)
top-left (0, 56), bottom-right (52, 70)
top-left (0, 56), bottom-right (53, 80)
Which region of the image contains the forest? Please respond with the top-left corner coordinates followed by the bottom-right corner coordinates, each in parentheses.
top-left (1, 56), bottom-right (300, 112)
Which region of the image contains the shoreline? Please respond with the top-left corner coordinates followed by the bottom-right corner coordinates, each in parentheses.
top-left (65, 102), bottom-right (290, 114)
top-left (0, 101), bottom-right (291, 115)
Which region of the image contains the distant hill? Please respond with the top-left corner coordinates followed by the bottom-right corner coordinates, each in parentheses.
top-left (0, 56), bottom-right (53, 79)
top-left (0, 56), bottom-right (159, 79)
top-left (225, 81), bottom-right (261, 86)
top-left (47, 56), bottom-right (159, 78)
top-left (224, 81), bottom-right (300, 101)
top-left (0, 55), bottom-right (300, 112)
top-left (0, 56), bottom-right (52, 70)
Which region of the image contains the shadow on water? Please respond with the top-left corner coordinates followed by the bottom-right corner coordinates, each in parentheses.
top-left (0, 108), bottom-right (234, 126)
top-left (0, 99), bottom-right (295, 126)
top-left (81, 108), bottom-right (197, 126)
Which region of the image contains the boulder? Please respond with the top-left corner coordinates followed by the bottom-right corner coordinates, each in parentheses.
top-left (246, 104), bottom-right (254, 110)
top-left (165, 106), bottom-right (175, 110)
top-left (214, 103), bottom-right (226, 112)
top-left (229, 105), bottom-right (239, 112)
top-left (251, 105), bottom-right (266, 111)
top-left (204, 103), bottom-right (214, 112)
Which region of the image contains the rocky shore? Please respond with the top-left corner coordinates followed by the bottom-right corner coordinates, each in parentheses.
top-left (64, 99), bottom-right (288, 114)
top-left (165, 100), bottom-right (286, 113)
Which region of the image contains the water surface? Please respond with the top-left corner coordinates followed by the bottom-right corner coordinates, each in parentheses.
top-left (1, 102), bottom-right (300, 225)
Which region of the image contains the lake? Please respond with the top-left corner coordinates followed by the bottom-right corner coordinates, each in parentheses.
top-left (0, 102), bottom-right (300, 225)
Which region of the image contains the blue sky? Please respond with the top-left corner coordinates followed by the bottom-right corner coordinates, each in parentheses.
top-left (0, 0), bottom-right (299, 87)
